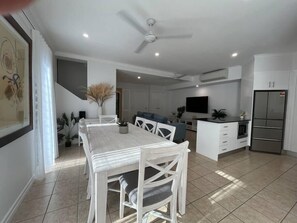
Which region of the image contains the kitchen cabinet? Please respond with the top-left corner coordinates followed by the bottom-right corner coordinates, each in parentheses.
top-left (196, 120), bottom-right (249, 161)
top-left (253, 71), bottom-right (290, 90)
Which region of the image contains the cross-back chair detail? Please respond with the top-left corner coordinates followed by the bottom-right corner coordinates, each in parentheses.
top-left (119, 141), bottom-right (189, 223)
top-left (135, 116), bottom-right (145, 128)
top-left (155, 123), bottom-right (176, 141)
top-left (142, 119), bottom-right (157, 133)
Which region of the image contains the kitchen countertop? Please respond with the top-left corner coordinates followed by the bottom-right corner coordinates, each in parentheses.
top-left (197, 117), bottom-right (250, 123)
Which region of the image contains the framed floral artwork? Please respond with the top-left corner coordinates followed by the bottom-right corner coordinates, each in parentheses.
top-left (0, 15), bottom-right (32, 148)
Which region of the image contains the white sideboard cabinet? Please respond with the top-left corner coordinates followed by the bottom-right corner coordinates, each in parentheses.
top-left (196, 120), bottom-right (250, 161)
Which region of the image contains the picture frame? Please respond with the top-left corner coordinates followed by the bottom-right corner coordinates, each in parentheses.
top-left (0, 15), bottom-right (32, 148)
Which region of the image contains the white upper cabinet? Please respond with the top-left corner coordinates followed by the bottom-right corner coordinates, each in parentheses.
top-left (253, 71), bottom-right (290, 90)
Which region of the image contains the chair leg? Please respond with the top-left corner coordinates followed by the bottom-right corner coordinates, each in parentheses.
top-left (170, 201), bottom-right (177, 223)
top-left (84, 159), bottom-right (89, 178)
top-left (87, 190), bottom-right (95, 223)
top-left (119, 185), bottom-right (125, 218)
top-left (86, 177), bottom-right (91, 200)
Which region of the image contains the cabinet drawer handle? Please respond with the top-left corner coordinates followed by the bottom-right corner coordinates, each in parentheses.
top-left (269, 81), bottom-right (271, 88)
top-left (222, 141), bottom-right (228, 143)
top-left (223, 133), bottom-right (228, 136)
top-left (222, 148), bottom-right (227, 151)
top-left (240, 140), bottom-right (247, 143)
top-left (272, 82), bottom-right (275, 88)
top-left (223, 126), bottom-right (228, 128)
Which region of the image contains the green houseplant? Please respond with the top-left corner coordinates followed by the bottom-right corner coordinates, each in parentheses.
top-left (177, 106), bottom-right (186, 119)
top-left (57, 112), bottom-right (79, 147)
top-left (212, 109), bottom-right (227, 119)
top-left (118, 121), bottom-right (128, 134)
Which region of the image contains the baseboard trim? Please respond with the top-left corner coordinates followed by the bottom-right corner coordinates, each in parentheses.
top-left (2, 176), bottom-right (35, 223)
top-left (283, 150), bottom-right (297, 158)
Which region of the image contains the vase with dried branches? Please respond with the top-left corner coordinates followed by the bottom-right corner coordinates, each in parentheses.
top-left (85, 83), bottom-right (115, 117)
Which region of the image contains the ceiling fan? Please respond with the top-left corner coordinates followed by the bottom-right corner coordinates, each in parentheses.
top-left (118, 11), bottom-right (193, 53)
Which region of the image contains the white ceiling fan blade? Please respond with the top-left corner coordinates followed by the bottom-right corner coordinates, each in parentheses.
top-left (117, 10), bottom-right (147, 35)
top-left (158, 34), bottom-right (193, 39)
top-left (135, 41), bottom-right (149, 53)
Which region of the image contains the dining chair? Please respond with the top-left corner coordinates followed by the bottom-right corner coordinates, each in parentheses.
top-left (119, 141), bottom-right (189, 223)
top-left (135, 116), bottom-right (145, 128)
top-left (155, 123), bottom-right (176, 141)
top-left (80, 123), bottom-right (120, 223)
top-left (142, 119), bottom-right (157, 133)
top-left (99, 115), bottom-right (118, 124)
top-left (78, 118), bottom-right (100, 146)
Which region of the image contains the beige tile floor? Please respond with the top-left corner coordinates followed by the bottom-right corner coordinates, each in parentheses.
top-left (12, 136), bottom-right (297, 223)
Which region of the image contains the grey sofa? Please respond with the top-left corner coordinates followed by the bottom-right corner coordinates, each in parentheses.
top-left (134, 111), bottom-right (186, 143)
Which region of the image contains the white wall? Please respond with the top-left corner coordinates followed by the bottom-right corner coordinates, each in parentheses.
top-left (169, 81), bottom-right (241, 119)
top-left (0, 14), bottom-right (35, 222)
top-left (117, 82), bottom-right (170, 121)
top-left (55, 58), bottom-right (117, 119)
top-left (55, 52), bottom-right (178, 119)
top-left (240, 58), bottom-right (255, 119)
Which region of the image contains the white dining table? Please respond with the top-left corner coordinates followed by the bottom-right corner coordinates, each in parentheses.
top-left (89, 123), bottom-right (188, 223)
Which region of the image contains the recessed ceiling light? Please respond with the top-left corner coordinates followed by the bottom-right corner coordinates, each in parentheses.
top-left (137, 76), bottom-right (141, 79)
top-left (196, 85), bottom-right (199, 88)
top-left (231, 52), bottom-right (238, 57)
top-left (155, 52), bottom-right (160, 57)
top-left (83, 33), bottom-right (89, 38)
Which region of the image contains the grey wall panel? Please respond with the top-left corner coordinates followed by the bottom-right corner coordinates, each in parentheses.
top-left (57, 59), bottom-right (87, 99)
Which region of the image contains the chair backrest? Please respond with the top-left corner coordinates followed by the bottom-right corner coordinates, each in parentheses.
top-left (99, 115), bottom-right (118, 124)
top-left (155, 123), bottom-right (176, 141)
top-left (137, 141), bottom-right (189, 210)
top-left (142, 119), bottom-right (157, 133)
top-left (135, 116), bottom-right (145, 128)
top-left (79, 122), bottom-right (92, 167)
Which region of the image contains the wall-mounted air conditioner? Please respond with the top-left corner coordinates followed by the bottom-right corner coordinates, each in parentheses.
top-left (199, 69), bottom-right (228, 82)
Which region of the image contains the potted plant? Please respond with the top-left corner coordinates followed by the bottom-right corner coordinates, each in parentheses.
top-left (84, 82), bottom-right (115, 117)
top-left (57, 112), bottom-right (79, 147)
top-left (240, 111), bottom-right (246, 120)
top-left (212, 109), bottom-right (227, 119)
top-left (118, 121), bottom-right (128, 134)
top-left (177, 106), bottom-right (186, 119)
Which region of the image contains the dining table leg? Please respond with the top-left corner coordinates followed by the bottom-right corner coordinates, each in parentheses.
top-left (178, 151), bottom-right (188, 215)
top-left (95, 171), bottom-right (108, 223)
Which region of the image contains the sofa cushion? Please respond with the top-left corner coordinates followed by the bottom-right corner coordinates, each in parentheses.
top-left (143, 112), bottom-right (154, 120)
top-left (154, 114), bottom-right (168, 124)
top-left (137, 111), bottom-right (144, 117)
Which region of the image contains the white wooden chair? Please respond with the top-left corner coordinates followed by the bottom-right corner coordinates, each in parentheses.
top-left (142, 119), bottom-right (157, 133)
top-left (78, 118), bottom-right (100, 146)
top-left (80, 123), bottom-right (120, 223)
top-left (155, 123), bottom-right (176, 141)
top-left (119, 141), bottom-right (189, 223)
top-left (135, 116), bottom-right (145, 128)
top-left (99, 115), bottom-right (118, 124)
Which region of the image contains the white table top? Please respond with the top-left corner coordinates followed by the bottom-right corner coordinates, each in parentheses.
top-left (89, 123), bottom-right (175, 173)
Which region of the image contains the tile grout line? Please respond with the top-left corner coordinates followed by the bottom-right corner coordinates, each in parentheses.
top-left (187, 154), bottom-right (294, 222)
top-left (227, 161), bottom-right (297, 222)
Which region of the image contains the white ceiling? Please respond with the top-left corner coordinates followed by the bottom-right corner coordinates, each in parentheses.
top-left (26, 0), bottom-right (297, 75)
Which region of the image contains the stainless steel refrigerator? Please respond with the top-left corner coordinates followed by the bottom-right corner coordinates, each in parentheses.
top-left (251, 90), bottom-right (287, 154)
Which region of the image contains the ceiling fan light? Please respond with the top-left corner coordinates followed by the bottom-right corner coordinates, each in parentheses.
top-left (231, 52), bottom-right (238, 57)
top-left (145, 33), bottom-right (157, 43)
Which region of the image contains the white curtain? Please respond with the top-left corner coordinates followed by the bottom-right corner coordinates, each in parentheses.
top-left (33, 30), bottom-right (58, 178)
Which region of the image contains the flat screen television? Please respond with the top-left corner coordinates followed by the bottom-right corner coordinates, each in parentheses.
top-left (186, 96), bottom-right (208, 113)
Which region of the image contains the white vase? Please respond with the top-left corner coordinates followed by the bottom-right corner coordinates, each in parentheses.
top-left (98, 106), bottom-right (102, 117)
